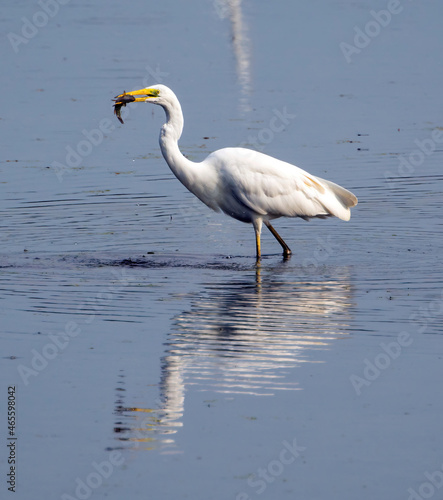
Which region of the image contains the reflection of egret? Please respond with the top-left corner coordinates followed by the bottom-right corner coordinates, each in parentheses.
top-left (219, 0), bottom-right (252, 112)
top-left (164, 272), bottom-right (353, 397)
top-left (113, 268), bottom-right (354, 451)
top-left (113, 85), bottom-right (358, 259)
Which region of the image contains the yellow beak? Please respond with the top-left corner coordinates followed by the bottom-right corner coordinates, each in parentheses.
top-left (113, 88), bottom-right (160, 124)
top-left (113, 88), bottom-right (159, 104)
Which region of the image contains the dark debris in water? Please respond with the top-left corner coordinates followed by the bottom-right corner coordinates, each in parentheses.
top-left (114, 256), bottom-right (248, 271)
top-left (1, 253), bottom-right (275, 272)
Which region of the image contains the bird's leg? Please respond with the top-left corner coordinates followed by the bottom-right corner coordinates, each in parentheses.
top-left (253, 219), bottom-right (262, 260)
top-left (256, 238), bottom-right (261, 259)
top-left (255, 229), bottom-right (261, 260)
top-left (264, 221), bottom-right (292, 257)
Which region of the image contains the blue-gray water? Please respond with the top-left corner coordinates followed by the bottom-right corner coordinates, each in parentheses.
top-left (1, 1), bottom-right (443, 499)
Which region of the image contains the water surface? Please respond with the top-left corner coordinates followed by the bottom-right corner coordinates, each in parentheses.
top-left (1, 1), bottom-right (443, 499)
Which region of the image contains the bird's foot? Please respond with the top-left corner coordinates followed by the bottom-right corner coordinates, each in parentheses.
top-left (282, 249), bottom-right (292, 260)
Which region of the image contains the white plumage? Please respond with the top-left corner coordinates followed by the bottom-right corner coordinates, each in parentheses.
top-left (113, 84), bottom-right (358, 258)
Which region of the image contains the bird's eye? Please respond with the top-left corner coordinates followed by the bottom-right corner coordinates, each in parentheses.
top-left (147, 89), bottom-right (160, 97)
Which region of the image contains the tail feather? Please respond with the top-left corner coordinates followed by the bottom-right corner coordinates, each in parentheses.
top-left (316, 176), bottom-right (358, 221)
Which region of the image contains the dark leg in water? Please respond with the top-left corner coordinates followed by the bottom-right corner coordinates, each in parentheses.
top-left (264, 220), bottom-right (292, 257)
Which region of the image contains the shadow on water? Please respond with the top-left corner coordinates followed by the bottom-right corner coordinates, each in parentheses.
top-left (0, 252), bottom-right (253, 272)
top-left (0, 251), bottom-right (319, 272)
top-left (112, 263), bottom-right (354, 452)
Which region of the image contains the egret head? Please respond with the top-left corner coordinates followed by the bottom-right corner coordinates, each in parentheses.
top-left (113, 85), bottom-right (177, 123)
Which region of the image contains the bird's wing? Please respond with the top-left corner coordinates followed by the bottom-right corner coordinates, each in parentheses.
top-left (216, 148), bottom-right (357, 221)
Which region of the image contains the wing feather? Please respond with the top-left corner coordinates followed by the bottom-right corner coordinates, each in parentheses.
top-left (211, 148), bottom-right (357, 221)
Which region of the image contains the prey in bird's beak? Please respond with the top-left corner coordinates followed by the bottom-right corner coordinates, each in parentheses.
top-left (112, 88), bottom-right (160, 124)
top-left (112, 92), bottom-right (135, 124)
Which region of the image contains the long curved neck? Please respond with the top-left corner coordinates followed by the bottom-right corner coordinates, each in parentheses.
top-left (156, 93), bottom-right (218, 211)
top-left (158, 98), bottom-right (197, 190)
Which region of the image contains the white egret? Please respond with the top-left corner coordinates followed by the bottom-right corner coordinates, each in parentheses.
top-left (113, 85), bottom-right (357, 259)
